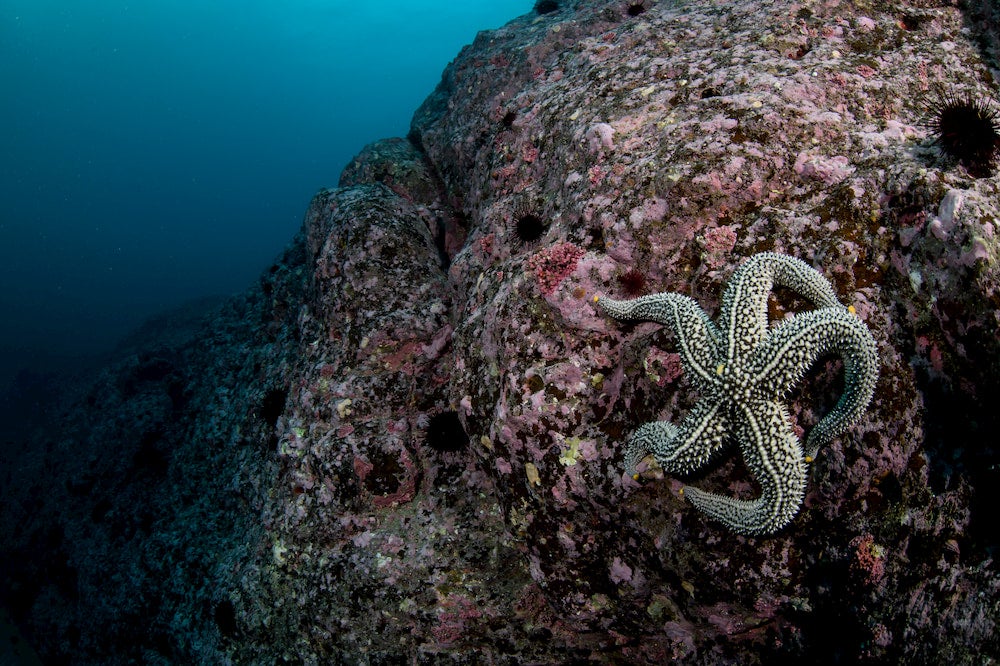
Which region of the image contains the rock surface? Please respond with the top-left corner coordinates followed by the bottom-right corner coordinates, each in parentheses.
top-left (2, 0), bottom-right (1000, 663)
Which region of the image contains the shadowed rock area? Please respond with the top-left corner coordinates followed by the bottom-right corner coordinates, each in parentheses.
top-left (2, 0), bottom-right (999, 662)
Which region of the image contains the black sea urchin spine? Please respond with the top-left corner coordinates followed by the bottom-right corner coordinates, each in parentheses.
top-left (924, 91), bottom-right (1000, 177)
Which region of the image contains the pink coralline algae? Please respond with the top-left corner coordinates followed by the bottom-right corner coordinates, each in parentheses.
top-left (700, 224), bottom-right (738, 269)
top-left (609, 557), bottom-right (634, 585)
top-left (525, 242), bottom-right (585, 295)
top-left (587, 122), bottom-right (616, 152)
top-left (793, 151), bottom-right (855, 185)
top-left (850, 534), bottom-right (887, 587)
top-left (644, 348), bottom-right (683, 386)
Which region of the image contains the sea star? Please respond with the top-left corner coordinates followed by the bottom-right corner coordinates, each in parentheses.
top-left (597, 252), bottom-right (879, 535)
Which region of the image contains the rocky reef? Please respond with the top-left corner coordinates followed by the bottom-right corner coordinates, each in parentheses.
top-left (2, 0), bottom-right (999, 663)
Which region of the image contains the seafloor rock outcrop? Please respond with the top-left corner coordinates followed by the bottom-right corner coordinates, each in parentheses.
top-left (2, 0), bottom-right (1000, 663)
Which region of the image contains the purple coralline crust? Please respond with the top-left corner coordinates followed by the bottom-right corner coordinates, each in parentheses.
top-left (3, 0), bottom-right (1000, 664)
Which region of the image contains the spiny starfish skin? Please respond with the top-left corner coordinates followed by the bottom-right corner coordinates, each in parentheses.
top-left (598, 252), bottom-right (879, 535)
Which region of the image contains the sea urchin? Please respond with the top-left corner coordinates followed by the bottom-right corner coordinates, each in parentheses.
top-left (515, 213), bottom-right (547, 244)
top-left (617, 268), bottom-right (648, 297)
top-left (535, 0), bottom-right (559, 15)
top-left (925, 91), bottom-right (1000, 177)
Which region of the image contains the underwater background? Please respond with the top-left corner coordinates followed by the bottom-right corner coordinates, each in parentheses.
top-left (0, 0), bottom-right (528, 397)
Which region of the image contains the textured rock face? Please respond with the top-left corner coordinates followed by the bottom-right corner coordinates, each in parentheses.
top-left (3, 0), bottom-right (1000, 663)
top-left (407, 0), bottom-right (1000, 658)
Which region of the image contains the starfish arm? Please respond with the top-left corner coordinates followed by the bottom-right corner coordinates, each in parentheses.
top-left (802, 320), bottom-right (879, 459)
top-left (598, 293), bottom-right (723, 388)
top-left (765, 252), bottom-right (843, 309)
top-left (623, 421), bottom-right (677, 479)
top-left (683, 400), bottom-right (806, 535)
top-left (627, 398), bottom-right (730, 477)
top-left (718, 253), bottom-right (843, 365)
top-left (746, 307), bottom-right (879, 457)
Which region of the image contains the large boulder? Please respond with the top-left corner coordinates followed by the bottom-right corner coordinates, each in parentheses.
top-left (2, 0), bottom-right (999, 663)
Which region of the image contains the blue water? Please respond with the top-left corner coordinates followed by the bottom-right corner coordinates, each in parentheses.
top-left (0, 0), bottom-right (529, 393)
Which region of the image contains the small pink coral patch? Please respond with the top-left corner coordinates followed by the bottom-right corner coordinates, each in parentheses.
top-left (527, 242), bottom-right (586, 295)
top-left (701, 225), bottom-right (738, 269)
top-left (850, 534), bottom-right (886, 586)
top-left (646, 348), bottom-right (683, 386)
top-left (793, 151), bottom-right (854, 185)
top-left (609, 557), bottom-right (633, 585)
top-left (478, 232), bottom-right (495, 257)
top-left (353, 456), bottom-right (373, 481)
